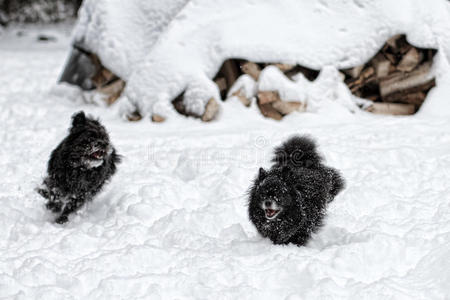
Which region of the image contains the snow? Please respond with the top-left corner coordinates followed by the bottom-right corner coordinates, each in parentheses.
top-left (74, 0), bottom-right (190, 80)
top-left (72, 0), bottom-right (450, 118)
top-left (1, 22), bottom-right (450, 299)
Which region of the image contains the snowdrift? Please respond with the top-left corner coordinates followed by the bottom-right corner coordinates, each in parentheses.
top-left (71, 0), bottom-right (450, 119)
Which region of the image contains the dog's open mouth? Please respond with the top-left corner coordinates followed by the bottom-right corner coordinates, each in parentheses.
top-left (91, 150), bottom-right (105, 160)
top-left (265, 208), bottom-right (280, 219)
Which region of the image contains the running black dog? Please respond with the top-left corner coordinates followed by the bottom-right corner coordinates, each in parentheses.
top-left (248, 136), bottom-right (344, 246)
top-left (38, 111), bottom-right (120, 224)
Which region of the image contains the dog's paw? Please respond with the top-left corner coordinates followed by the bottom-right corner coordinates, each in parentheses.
top-left (46, 201), bottom-right (63, 213)
top-left (55, 215), bottom-right (69, 224)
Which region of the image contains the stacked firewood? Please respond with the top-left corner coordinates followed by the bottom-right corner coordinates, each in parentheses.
top-left (212, 35), bottom-right (437, 119)
top-left (213, 60), bottom-right (316, 120)
top-left (342, 34), bottom-right (436, 115)
top-left (69, 34), bottom-right (437, 122)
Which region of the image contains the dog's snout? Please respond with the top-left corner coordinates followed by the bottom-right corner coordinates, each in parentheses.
top-left (97, 141), bottom-right (107, 148)
top-left (264, 200), bottom-right (272, 207)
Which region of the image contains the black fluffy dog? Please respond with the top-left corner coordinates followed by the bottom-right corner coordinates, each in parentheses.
top-left (248, 136), bottom-right (344, 246)
top-left (38, 111), bottom-right (120, 224)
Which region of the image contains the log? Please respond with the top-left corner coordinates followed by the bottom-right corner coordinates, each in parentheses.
top-left (92, 68), bottom-right (116, 88)
top-left (272, 100), bottom-right (306, 115)
top-left (386, 34), bottom-right (402, 48)
top-left (344, 65), bottom-right (364, 79)
top-left (257, 102), bottom-right (283, 120)
top-left (372, 54), bottom-right (390, 78)
top-left (221, 60), bottom-right (240, 88)
top-left (97, 79), bottom-right (126, 105)
top-left (347, 66), bottom-right (376, 92)
top-left (257, 91), bottom-right (280, 105)
top-left (397, 47), bottom-right (422, 72)
top-left (387, 35), bottom-right (410, 54)
top-left (382, 79), bottom-right (435, 104)
top-left (201, 98), bottom-right (219, 122)
top-left (379, 62), bottom-right (433, 97)
top-left (366, 103), bottom-right (415, 115)
top-left (127, 110), bottom-right (142, 122)
top-left (241, 62), bottom-right (261, 80)
top-left (214, 77), bottom-right (227, 93)
top-left (151, 114), bottom-right (165, 123)
top-left (384, 92), bottom-right (426, 106)
top-left (383, 52), bottom-right (398, 65)
top-left (361, 66), bottom-right (375, 79)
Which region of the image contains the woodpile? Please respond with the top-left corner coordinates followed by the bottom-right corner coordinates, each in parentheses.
top-left (213, 59), bottom-right (315, 120)
top-left (341, 34), bottom-right (436, 115)
top-left (64, 34), bottom-right (438, 122)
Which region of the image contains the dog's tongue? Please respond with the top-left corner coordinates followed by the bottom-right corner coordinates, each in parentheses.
top-left (92, 150), bottom-right (104, 159)
top-left (265, 209), bottom-right (278, 217)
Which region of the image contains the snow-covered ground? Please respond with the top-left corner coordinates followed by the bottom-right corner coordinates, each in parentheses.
top-left (1, 24), bottom-right (450, 300)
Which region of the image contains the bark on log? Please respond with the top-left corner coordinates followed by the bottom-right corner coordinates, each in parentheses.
top-left (221, 60), bottom-right (240, 88)
top-left (379, 62), bottom-right (433, 97)
top-left (214, 77), bottom-right (227, 93)
top-left (382, 79), bottom-right (435, 104)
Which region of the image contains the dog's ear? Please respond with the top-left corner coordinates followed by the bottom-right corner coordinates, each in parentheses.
top-left (72, 111), bottom-right (86, 127)
top-left (258, 167), bottom-right (267, 181)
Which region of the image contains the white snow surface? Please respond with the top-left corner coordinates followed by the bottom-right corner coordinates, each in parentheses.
top-left (1, 23), bottom-right (450, 299)
top-left (72, 0), bottom-right (450, 118)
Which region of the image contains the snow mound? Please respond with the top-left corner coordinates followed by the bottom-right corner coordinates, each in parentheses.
top-left (73, 0), bottom-right (450, 119)
top-left (1, 24), bottom-right (450, 299)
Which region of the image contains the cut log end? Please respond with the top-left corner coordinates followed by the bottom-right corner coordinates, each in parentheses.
top-left (272, 100), bottom-right (306, 115)
top-left (232, 88), bottom-right (251, 107)
top-left (241, 62), bottom-right (261, 80)
top-left (366, 103), bottom-right (415, 115)
top-left (257, 91), bottom-right (280, 105)
top-left (151, 114), bottom-right (166, 123)
top-left (127, 110), bottom-right (142, 122)
top-left (258, 102), bottom-right (283, 120)
top-left (201, 98), bottom-right (219, 122)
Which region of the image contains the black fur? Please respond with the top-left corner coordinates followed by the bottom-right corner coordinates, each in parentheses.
top-left (248, 135), bottom-right (345, 246)
top-left (38, 111), bottom-right (121, 224)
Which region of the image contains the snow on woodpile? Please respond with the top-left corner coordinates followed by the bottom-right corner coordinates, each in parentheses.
top-left (71, 0), bottom-right (450, 119)
top-left (73, 0), bottom-right (190, 80)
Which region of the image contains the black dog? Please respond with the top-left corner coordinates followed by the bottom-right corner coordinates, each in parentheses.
top-left (38, 111), bottom-right (120, 224)
top-left (248, 136), bottom-right (344, 246)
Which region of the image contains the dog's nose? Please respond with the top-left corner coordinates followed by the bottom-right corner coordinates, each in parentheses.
top-left (97, 141), bottom-right (107, 148)
top-left (264, 200), bottom-right (272, 207)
